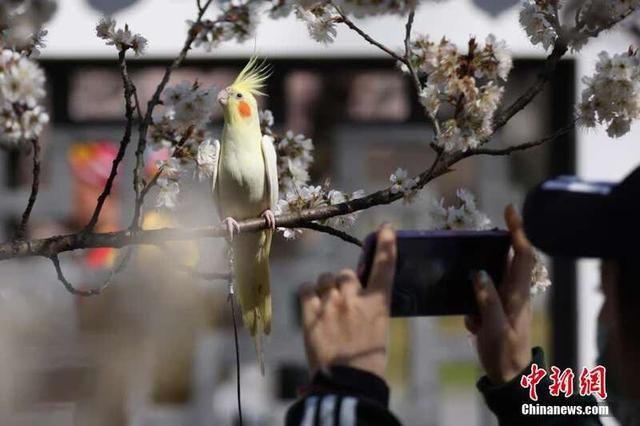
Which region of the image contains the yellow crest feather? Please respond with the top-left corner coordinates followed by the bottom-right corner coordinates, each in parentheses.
top-left (231, 56), bottom-right (271, 97)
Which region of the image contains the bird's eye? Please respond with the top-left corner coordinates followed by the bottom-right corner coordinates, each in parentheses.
top-left (236, 93), bottom-right (243, 99)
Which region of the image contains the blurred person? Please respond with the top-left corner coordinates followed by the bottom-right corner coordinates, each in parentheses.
top-left (30, 141), bottom-right (121, 268)
top-left (73, 143), bottom-right (217, 424)
top-left (68, 141), bottom-right (130, 426)
top-left (1, 142), bottom-right (225, 424)
top-left (0, 141), bottom-right (130, 425)
top-left (68, 142), bottom-right (122, 330)
top-left (285, 205), bottom-right (608, 425)
top-left (523, 167), bottom-right (640, 426)
top-left (68, 142), bottom-right (121, 229)
top-left (467, 166), bottom-right (640, 425)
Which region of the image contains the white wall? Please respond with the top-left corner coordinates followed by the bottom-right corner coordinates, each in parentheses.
top-left (43, 0), bottom-right (542, 59)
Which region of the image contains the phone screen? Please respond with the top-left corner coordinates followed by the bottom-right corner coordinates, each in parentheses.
top-left (361, 230), bottom-right (511, 316)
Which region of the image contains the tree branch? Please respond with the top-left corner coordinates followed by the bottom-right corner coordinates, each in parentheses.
top-left (140, 167), bottom-right (163, 200)
top-left (132, 86), bottom-right (144, 123)
top-left (403, 8), bottom-right (419, 91)
top-left (130, 126), bottom-right (193, 228)
top-left (15, 138), bottom-right (41, 240)
top-left (0, 119), bottom-right (570, 265)
top-left (131, 0), bottom-right (215, 230)
top-left (83, 49), bottom-right (136, 233)
top-left (299, 222), bottom-right (362, 247)
top-left (404, 5), bottom-right (440, 136)
top-left (492, 40), bottom-right (568, 132)
top-left (0, 1), bottom-right (594, 283)
top-left (331, 1), bottom-right (407, 65)
top-left (481, 4), bottom-right (640, 135)
top-left (51, 255), bottom-right (102, 296)
top-left (467, 121), bottom-right (575, 157)
top-left (402, 7), bottom-right (440, 137)
top-left (50, 246), bottom-right (135, 296)
top-left (0, 151), bottom-right (451, 262)
top-left (579, 5), bottom-right (638, 36)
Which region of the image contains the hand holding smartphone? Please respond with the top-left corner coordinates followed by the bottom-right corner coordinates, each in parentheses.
top-left (359, 230), bottom-right (511, 316)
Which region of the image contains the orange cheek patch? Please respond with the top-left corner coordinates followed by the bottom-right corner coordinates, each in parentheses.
top-left (238, 101), bottom-right (252, 118)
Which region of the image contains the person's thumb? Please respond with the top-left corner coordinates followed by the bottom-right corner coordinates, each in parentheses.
top-left (472, 270), bottom-right (506, 330)
top-left (367, 224), bottom-right (396, 300)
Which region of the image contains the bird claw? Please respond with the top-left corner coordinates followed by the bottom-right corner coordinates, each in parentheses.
top-left (222, 217), bottom-right (240, 242)
top-left (261, 209), bottom-right (276, 230)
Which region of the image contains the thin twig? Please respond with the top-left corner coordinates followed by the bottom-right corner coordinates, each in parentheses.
top-left (331, 1), bottom-right (407, 64)
top-left (403, 8), bottom-right (440, 137)
top-left (131, 126), bottom-right (194, 228)
top-left (338, 5), bottom-right (439, 137)
top-left (334, 0), bottom-right (552, 138)
top-left (130, 166), bottom-right (163, 228)
top-left (468, 121), bottom-right (575, 157)
top-left (83, 49), bottom-right (136, 233)
top-left (140, 168), bottom-right (163, 199)
top-left (299, 222), bottom-right (362, 247)
top-left (51, 255), bottom-right (102, 296)
top-left (403, 8), bottom-right (419, 91)
top-left (492, 41), bottom-right (568, 133)
top-left (580, 5), bottom-right (638, 36)
top-left (50, 246), bottom-right (135, 296)
top-left (132, 87), bottom-right (144, 123)
top-left (131, 0), bottom-right (215, 231)
top-left (15, 138), bottom-right (41, 240)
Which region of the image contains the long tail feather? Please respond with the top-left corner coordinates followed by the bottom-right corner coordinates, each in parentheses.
top-left (232, 229), bottom-right (272, 374)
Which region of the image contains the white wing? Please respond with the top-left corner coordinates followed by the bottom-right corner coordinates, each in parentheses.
top-left (261, 134), bottom-right (279, 210)
top-left (210, 139), bottom-right (221, 193)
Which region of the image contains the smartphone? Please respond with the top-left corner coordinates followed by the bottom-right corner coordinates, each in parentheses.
top-left (360, 230), bottom-right (511, 316)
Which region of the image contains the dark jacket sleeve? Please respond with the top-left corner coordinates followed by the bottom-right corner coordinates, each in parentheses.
top-left (285, 366), bottom-right (402, 426)
top-left (477, 347), bottom-right (603, 426)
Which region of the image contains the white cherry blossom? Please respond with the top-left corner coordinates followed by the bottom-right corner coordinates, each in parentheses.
top-left (577, 50), bottom-right (640, 138)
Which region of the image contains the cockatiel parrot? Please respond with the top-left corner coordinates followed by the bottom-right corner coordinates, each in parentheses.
top-left (209, 57), bottom-right (278, 374)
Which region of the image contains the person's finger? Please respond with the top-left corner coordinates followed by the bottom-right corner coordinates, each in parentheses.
top-left (336, 269), bottom-right (361, 299)
top-left (472, 270), bottom-right (506, 331)
top-left (366, 224), bottom-right (396, 299)
top-left (502, 205), bottom-right (535, 316)
top-left (316, 272), bottom-right (337, 297)
top-left (299, 282), bottom-right (321, 328)
top-left (464, 314), bottom-right (480, 335)
top-left (321, 287), bottom-right (343, 310)
top-left (505, 204), bottom-right (532, 255)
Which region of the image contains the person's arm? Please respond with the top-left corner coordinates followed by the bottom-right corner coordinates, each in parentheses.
top-left (285, 365), bottom-right (400, 426)
top-left (285, 224), bottom-right (402, 426)
top-left (466, 206), bottom-right (601, 425)
top-left (477, 347), bottom-right (602, 426)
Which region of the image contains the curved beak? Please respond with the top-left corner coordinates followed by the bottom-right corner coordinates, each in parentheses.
top-left (217, 88), bottom-right (229, 106)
